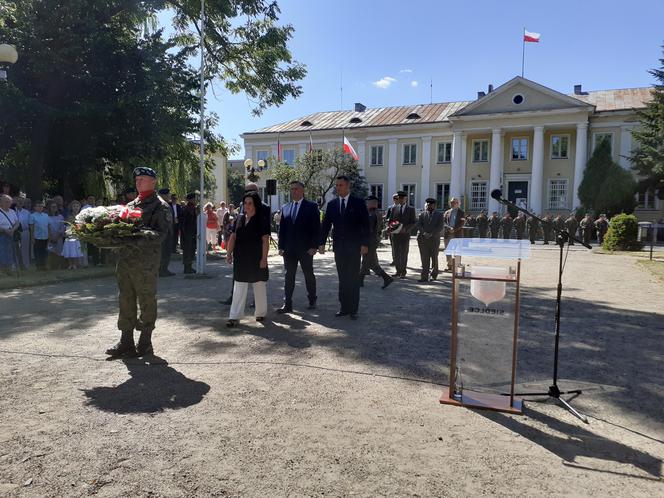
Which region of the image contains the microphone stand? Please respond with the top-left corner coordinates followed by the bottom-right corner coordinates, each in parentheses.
top-left (492, 191), bottom-right (591, 423)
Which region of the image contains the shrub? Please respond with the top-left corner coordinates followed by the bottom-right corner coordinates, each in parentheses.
top-left (602, 214), bottom-right (643, 251)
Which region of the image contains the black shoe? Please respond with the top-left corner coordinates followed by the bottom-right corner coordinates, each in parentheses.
top-left (382, 276), bottom-right (394, 289)
top-left (135, 341), bottom-right (153, 357)
top-left (399, 274), bottom-right (407, 279)
top-left (256, 316), bottom-right (265, 322)
top-left (226, 319), bottom-right (238, 328)
top-left (349, 313), bottom-right (357, 320)
top-left (307, 302), bottom-right (317, 310)
top-left (183, 267), bottom-right (196, 274)
top-left (418, 278), bottom-right (429, 283)
top-left (335, 311), bottom-right (348, 317)
top-left (159, 270), bottom-right (175, 277)
top-left (430, 272), bottom-right (438, 281)
top-left (105, 341), bottom-right (136, 357)
top-left (276, 306), bottom-right (293, 314)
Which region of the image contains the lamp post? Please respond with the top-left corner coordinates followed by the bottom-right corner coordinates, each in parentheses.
top-left (0, 44), bottom-right (19, 82)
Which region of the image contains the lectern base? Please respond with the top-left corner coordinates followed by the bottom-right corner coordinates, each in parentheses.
top-left (440, 388), bottom-right (523, 415)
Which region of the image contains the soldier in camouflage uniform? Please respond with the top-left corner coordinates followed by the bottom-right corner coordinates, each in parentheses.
top-left (595, 214), bottom-right (609, 244)
top-left (564, 214), bottom-right (579, 245)
top-left (526, 215), bottom-right (540, 245)
top-left (580, 213), bottom-right (594, 246)
top-left (513, 212), bottom-right (527, 240)
top-left (500, 213), bottom-right (513, 239)
top-left (106, 167), bottom-right (172, 357)
top-left (542, 213), bottom-right (554, 244)
top-left (488, 211), bottom-right (500, 238)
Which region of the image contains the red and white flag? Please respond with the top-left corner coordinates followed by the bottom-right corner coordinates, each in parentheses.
top-left (343, 136), bottom-right (359, 160)
top-left (524, 30), bottom-right (540, 43)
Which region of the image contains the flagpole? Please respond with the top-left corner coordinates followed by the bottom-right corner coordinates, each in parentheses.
top-left (195, 0), bottom-right (207, 275)
top-left (521, 27), bottom-right (525, 77)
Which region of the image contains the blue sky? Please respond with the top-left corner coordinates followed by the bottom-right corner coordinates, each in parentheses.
top-left (181, 0), bottom-right (664, 158)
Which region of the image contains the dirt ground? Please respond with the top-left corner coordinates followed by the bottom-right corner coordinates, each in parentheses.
top-left (0, 241), bottom-right (663, 497)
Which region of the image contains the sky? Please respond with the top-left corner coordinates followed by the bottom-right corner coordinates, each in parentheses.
top-left (179, 0), bottom-right (664, 158)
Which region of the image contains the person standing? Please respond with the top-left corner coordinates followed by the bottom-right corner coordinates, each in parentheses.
top-left (488, 211), bottom-right (500, 239)
top-left (565, 214), bottom-right (578, 245)
top-left (14, 197), bottom-right (31, 270)
top-left (580, 214), bottom-right (594, 246)
top-left (319, 175), bottom-right (370, 319)
top-left (390, 191), bottom-right (416, 278)
top-left (500, 213), bottom-right (513, 239)
top-left (46, 201), bottom-right (65, 270)
top-left (476, 210), bottom-right (489, 238)
top-left (0, 194), bottom-right (19, 273)
top-left (158, 188), bottom-right (175, 277)
top-left (276, 181), bottom-right (320, 314)
top-left (553, 214), bottom-right (565, 239)
top-left (595, 214), bottom-right (609, 245)
top-left (384, 193), bottom-right (400, 266)
top-left (527, 215), bottom-right (540, 245)
top-left (61, 200), bottom-right (84, 269)
top-left (216, 201), bottom-right (228, 247)
top-left (360, 195), bottom-right (393, 289)
top-left (225, 191), bottom-right (270, 327)
top-left (416, 198), bottom-right (444, 282)
top-left (204, 202), bottom-right (220, 253)
top-left (180, 193), bottom-right (198, 274)
top-left (106, 167), bottom-right (171, 357)
top-left (513, 212), bottom-right (527, 240)
top-left (443, 197), bottom-right (465, 272)
top-left (169, 193), bottom-right (181, 253)
top-left (542, 213), bottom-right (554, 245)
top-left (29, 201), bottom-right (49, 270)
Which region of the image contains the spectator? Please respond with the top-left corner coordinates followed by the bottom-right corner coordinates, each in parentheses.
top-left (29, 201), bottom-right (50, 270)
top-left (216, 201), bottom-right (228, 247)
top-left (13, 196), bottom-right (32, 270)
top-left (61, 200), bottom-right (84, 269)
top-left (204, 202), bottom-right (220, 253)
top-left (0, 194), bottom-right (19, 273)
top-left (47, 201), bottom-right (65, 269)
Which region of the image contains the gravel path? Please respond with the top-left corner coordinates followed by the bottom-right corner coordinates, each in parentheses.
top-left (1, 242), bottom-right (662, 496)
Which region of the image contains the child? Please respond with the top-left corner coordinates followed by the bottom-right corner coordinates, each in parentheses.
top-left (29, 201), bottom-right (50, 270)
top-left (61, 200), bottom-right (84, 269)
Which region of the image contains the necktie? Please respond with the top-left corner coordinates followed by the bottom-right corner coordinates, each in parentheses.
top-left (292, 201), bottom-right (299, 220)
top-left (400, 205), bottom-right (403, 215)
top-left (341, 198), bottom-right (346, 215)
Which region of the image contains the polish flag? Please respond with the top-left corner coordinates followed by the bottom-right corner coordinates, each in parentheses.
top-left (524, 30), bottom-right (541, 43)
top-left (343, 136), bottom-right (359, 160)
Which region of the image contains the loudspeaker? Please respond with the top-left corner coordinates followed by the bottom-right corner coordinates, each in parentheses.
top-left (266, 179), bottom-right (277, 196)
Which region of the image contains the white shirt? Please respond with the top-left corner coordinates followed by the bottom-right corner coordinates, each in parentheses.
top-left (16, 208), bottom-right (31, 230)
top-left (338, 195), bottom-right (349, 213)
top-left (0, 207), bottom-right (18, 230)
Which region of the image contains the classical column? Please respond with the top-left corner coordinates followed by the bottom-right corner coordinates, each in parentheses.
top-left (530, 126), bottom-right (545, 215)
top-left (573, 122), bottom-right (588, 209)
top-left (388, 138), bottom-right (398, 198)
top-left (420, 136), bottom-right (432, 203)
top-left (459, 133), bottom-right (468, 200)
top-left (489, 128), bottom-right (503, 213)
top-left (357, 140), bottom-right (366, 176)
top-left (450, 131), bottom-right (463, 198)
top-left (619, 125), bottom-right (633, 170)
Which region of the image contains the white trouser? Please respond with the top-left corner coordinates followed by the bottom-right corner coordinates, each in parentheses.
top-left (229, 281), bottom-right (267, 320)
top-left (206, 228), bottom-right (217, 245)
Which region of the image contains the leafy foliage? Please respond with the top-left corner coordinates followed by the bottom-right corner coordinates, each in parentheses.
top-left (630, 45), bottom-right (664, 199)
top-left (227, 167), bottom-right (246, 206)
top-left (602, 213), bottom-right (643, 251)
top-left (578, 139), bottom-right (636, 217)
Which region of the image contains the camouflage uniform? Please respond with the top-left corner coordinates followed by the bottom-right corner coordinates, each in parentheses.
top-left (595, 216), bottom-right (609, 244)
top-left (564, 215), bottom-right (578, 245)
top-left (526, 216), bottom-right (540, 245)
top-left (476, 212), bottom-right (489, 238)
top-left (513, 214), bottom-right (527, 240)
top-left (580, 215), bottom-right (594, 245)
top-left (114, 191), bottom-right (171, 354)
top-left (542, 214), bottom-right (554, 244)
top-left (500, 214), bottom-right (513, 239)
top-left (488, 213), bottom-right (500, 238)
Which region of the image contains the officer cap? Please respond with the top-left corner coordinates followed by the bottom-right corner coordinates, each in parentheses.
top-left (396, 191), bottom-right (407, 197)
top-left (425, 197), bottom-right (436, 204)
top-left (366, 195), bottom-right (379, 201)
top-left (158, 188), bottom-right (170, 195)
top-left (186, 192), bottom-right (196, 200)
top-left (133, 167), bottom-right (157, 178)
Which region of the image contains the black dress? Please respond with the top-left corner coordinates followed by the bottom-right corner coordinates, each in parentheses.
top-left (233, 213), bottom-right (270, 283)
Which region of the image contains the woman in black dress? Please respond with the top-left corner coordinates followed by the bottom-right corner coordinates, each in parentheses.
top-left (226, 191), bottom-right (270, 327)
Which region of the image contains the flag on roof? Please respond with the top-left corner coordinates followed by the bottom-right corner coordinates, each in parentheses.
top-left (343, 136), bottom-right (359, 161)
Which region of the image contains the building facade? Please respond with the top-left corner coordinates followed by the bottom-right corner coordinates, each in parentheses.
top-left (241, 76), bottom-right (660, 221)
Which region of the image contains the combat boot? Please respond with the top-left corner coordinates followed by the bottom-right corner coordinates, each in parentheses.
top-left (136, 330), bottom-right (154, 357)
top-left (105, 330), bottom-right (136, 357)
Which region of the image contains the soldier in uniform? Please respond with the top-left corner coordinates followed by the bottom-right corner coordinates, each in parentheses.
top-left (416, 197), bottom-right (445, 282)
top-left (390, 191), bottom-right (417, 278)
top-left (580, 213), bottom-right (594, 246)
top-left (106, 167), bottom-right (171, 357)
top-left (553, 214), bottom-right (565, 237)
top-left (514, 212), bottom-right (527, 240)
top-left (595, 214), bottom-right (609, 244)
top-left (464, 215), bottom-right (476, 238)
top-left (542, 213), bottom-right (554, 244)
top-left (526, 215), bottom-right (540, 245)
top-left (158, 188), bottom-right (175, 277)
top-left (180, 193), bottom-right (199, 273)
top-left (476, 210), bottom-right (489, 238)
top-left (500, 213), bottom-right (513, 239)
top-left (384, 193), bottom-right (400, 266)
top-left (564, 214), bottom-right (579, 245)
top-left (488, 211), bottom-right (500, 238)
top-left (443, 197), bottom-right (465, 271)
top-left (360, 195), bottom-right (393, 289)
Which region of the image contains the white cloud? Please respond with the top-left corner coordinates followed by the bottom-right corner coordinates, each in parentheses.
top-left (373, 76), bottom-right (397, 89)
top-left (411, 80), bottom-right (419, 88)
top-left (400, 68), bottom-right (413, 73)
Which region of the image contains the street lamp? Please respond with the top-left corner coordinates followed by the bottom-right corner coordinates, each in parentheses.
top-left (0, 44), bottom-right (18, 82)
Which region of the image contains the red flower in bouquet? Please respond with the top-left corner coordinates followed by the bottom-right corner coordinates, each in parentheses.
top-left (387, 219), bottom-right (403, 234)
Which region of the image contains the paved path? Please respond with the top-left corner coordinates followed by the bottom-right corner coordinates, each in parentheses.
top-left (0, 242), bottom-right (663, 496)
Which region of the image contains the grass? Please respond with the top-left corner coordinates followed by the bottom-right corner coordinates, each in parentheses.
top-left (636, 259), bottom-right (664, 283)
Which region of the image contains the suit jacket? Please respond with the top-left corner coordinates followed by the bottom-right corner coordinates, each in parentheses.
top-left (320, 196), bottom-right (370, 249)
top-left (416, 209), bottom-right (444, 240)
top-left (168, 202), bottom-right (182, 226)
top-left (443, 207), bottom-right (465, 237)
top-left (390, 204), bottom-right (417, 237)
top-left (278, 198), bottom-right (320, 254)
top-left (368, 210), bottom-right (384, 248)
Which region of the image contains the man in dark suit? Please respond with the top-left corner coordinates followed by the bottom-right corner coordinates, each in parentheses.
top-left (277, 181), bottom-right (321, 314)
top-left (390, 191), bottom-right (417, 278)
top-left (416, 198), bottom-right (445, 282)
top-left (169, 193), bottom-right (182, 253)
top-left (319, 175), bottom-right (370, 320)
top-left (384, 193), bottom-right (400, 266)
top-left (158, 188), bottom-right (175, 277)
top-left (443, 197), bottom-right (465, 272)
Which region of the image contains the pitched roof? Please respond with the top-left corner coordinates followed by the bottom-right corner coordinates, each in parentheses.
top-left (245, 87), bottom-right (652, 135)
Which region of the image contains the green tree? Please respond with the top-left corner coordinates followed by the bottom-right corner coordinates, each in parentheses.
top-left (578, 139), bottom-right (636, 216)
top-left (227, 167), bottom-right (246, 206)
top-left (630, 45), bottom-right (664, 200)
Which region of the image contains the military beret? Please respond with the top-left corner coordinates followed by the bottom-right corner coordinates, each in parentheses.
top-left (366, 195), bottom-right (379, 201)
top-left (396, 191), bottom-right (407, 197)
top-left (186, 193), bottom-right (196, 200)
top-left (158, 188), bottom-right (170, 195)
top-left (425, 197), bottom-right (436, 203)
top-left (133, 167), bottom-right (157, 178)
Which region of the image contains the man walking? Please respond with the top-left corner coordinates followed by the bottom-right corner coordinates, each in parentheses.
top-left (416, 198), bottom-right (444, 282)
top-left (319, 175), bottom-right (370, 320)
top-left (443, 197), bottom-right (465, 272)
top-left (360, 195), bottom-right (393, 289)
top-left (390, 191), bottom-right (416, 278)
top-left (384, 193), bottom-right (400, 266)
top-left (276, 181), bottom-right (321, 314)
top-left (106, 167), bottom-right (171, 358)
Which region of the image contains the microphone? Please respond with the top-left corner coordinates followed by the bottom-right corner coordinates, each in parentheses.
top-left (490, 189), bottom-right (503, 201)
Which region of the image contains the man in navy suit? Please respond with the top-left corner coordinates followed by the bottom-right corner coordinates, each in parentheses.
top-left (277, 181), bottom-right (321, 314)
top-left (318, 175), bottom-right (370, 320)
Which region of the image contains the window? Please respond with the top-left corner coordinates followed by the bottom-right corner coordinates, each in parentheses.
top-left (403, 144), bottom-right (417, 165)
top-left (282, 149), bottom-right (295, 165)
top-left (369, 184), bottom-right (384, 209)
top-left (637, 190), bottom-right (657, 209)
top-left (437, 142), bottom-right (452, 164)
top-left (257, 150), bottom-right (269, 169)
top-left (435, 183), bottom-right (450, 209)
top-left (370, 145), bottom-right (384, 166)
top-left (401, 184), bottom-right (416, 207)
top-left (511, 138), bottom-right (528, 160)
top-left (512, 94), bottom-right (525, 105)
top-left (548, 179), bottom-right (568, 209)
top-left (470, 182), bottom-right (488, 210)
top-left (472, 140), bottom-right (489, 162)
top-left (593, 133), bottom-right (613, 154)
top-left (551, 135), bottom-right (569, 159)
